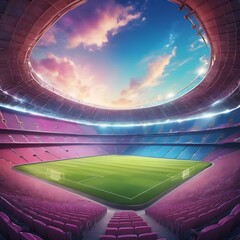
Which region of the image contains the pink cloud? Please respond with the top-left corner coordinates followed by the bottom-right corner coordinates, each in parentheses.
top-left (113, 47), bottom-right (177, 107)
top-left (31, 54), bottom-right (111, 106)
top-left (57, 1), bottom-right (141, 49)
top-left (31, 54), bottom-right (93, 99)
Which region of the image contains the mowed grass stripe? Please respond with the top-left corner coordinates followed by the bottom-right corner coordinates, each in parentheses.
top-left (15, 155), bottom-right (211, 206)
top-left (70, 157), bottom-right (190, 176)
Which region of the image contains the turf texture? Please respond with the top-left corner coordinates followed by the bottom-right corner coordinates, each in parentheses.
top-left (15, 155), bottom-right (211, 207)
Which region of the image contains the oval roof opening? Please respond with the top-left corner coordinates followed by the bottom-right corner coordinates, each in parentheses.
top-left (30, 0), bottom-right (210, 110)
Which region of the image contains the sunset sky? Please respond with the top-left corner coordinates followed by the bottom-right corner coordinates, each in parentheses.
top-left (30, 0), bottom-right (210, 109)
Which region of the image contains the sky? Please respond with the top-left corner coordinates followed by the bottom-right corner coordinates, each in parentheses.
top-left (30, 0), bottom-right (210, 109)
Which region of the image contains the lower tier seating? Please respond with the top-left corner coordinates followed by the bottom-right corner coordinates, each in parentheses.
top-left (146, 150), bottom-right (240, 240)
top-left (99, 211), bottom-right (167, 240)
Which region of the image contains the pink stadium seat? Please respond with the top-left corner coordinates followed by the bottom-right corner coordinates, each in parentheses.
top-left (105, 227), bottom-right (118, 236)
top-left (52, 220), bottom-right (65, 229)
top-left (231, 204), bottom-right (240, 227)
top-left (218, 215), bottom-right (235, 240)
top-left (117, 234), bottom-right (138, 240)
top-left (1, 112), bottom-right (22, 130)
top-left (20, 232), bottom-right (44, 240)
top-left (118, 227), bottom-right (134, 235)
top-left (134, 226), bottom-right (152, 235)
top-left (36, 215), bottom-right (52, 225)
top-left (21, 213), bottom-right (34, 229)
top-left (0, 211), bottom-right (10, 237)
top-left (99, 235), bottom-right (117, 240)
top-left (196, 224), bottom-right (220, 240)
top-left (138, 232), bottom-right (158, 240)
top-left (46, 225), bottom-right (69, 240)
top-left (119, 222), bottom-right (132, 228)
top-left (7, 222), bottom-right (21, 240)
top-left (132, 221), bottom-right (147, 228)
top-left (63, 223), bottom-right (82, 237)
top-left (108, 222), bottom-right (119, 228)
top-left (32, 219), bottom-right (47, 239)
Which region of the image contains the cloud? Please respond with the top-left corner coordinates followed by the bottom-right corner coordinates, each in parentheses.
top-left (31, 54), bottom-right (95, 100)
top-left (32, 54), bottom-right (123, 107)
top-left (56, 1), bottom-right (141, 50)
top-left (195, 56), bottom-right (209, 76)
top-left (168, 57), bottom-right (192, 72)
top-left (38, 29), bottom-right (56, 47)
top-left (165, 34), bottom-right (176, 48)
top-left (113, 47), bottom-right (177, 107)
top-left (190, 37), bottom-right (206, 51)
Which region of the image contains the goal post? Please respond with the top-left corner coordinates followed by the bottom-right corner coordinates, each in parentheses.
top-left (182, 168), bottom-right (190, 179)
top-left (46, 168), bottom-right (65, 182)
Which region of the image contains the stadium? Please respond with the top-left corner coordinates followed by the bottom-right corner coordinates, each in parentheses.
top-left (0, 0), bottom-right (240, 240)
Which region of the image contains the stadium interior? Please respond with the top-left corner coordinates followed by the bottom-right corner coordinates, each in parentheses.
top-left (0, 0), bottom-right (240, 240)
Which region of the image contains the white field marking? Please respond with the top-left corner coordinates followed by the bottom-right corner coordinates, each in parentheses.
top-left (76, 175), bottom-right (103, 183)
top-left (65, 177), bottom-right (132, 200)
top-left (129, 163), bottom-right (203, 200)
top-left (64, 162), bottom-right (204, 201)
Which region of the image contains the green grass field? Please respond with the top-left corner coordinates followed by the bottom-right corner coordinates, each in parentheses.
top-left (15, 155), bottom-right (211, 207)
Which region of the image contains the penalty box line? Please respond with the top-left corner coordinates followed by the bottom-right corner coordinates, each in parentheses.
top-left (65, 175), bottom-right (132, 200)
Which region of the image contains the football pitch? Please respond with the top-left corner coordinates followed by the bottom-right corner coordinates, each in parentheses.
top-left (15, 155), bottom-right (211, 207)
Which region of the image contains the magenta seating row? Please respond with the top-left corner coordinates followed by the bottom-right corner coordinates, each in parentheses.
top-left (99, 211), bottom-right (167, 240)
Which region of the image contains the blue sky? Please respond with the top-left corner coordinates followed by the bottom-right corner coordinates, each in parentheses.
top-left (30, 0), bottom-right (210, 109)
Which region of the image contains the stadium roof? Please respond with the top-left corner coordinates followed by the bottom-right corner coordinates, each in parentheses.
top-left (0, 0), bottom-right (239, 124)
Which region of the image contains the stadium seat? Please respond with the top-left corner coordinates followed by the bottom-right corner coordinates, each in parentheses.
top-left (105, 227), bottom-right (118, 236)
top-left (0, 212), bottom-right (10, 237)
top-left (138, 232), bottom-right (158, 240)
top-left (196, 224), bottom-right (220, 240)
top-left (52, 220), bottom-right (65, 229)
top-left (217, 215), bottom-right (234, 240)
top-left (20, 232), bottom-right (44, 240)
top-left (118, 227), bottom-right (134, 235)
top-left (108, 222), bottom-right (119, 228)
top-left (99, 235), bottom-right (117, 240)
top-left (7, 222), bottom-right (22, 240)
top-left (63, 223), bottom-right (82, 237)
top-left (22, 213), bottom-right (34, 229)
top-left (132, 221), bottom-right (147, 228)
top-left (134, 226), bottom-right (152, 235)
top-left (119, 222), bottom-right (132, 228)
top-left (32, 219), bottom-right (47, 239)
top-left (46, 225), bottom-right (69, 240)
top-left (117, 234), bottom-right (138, 240)
top-left (231, 204), bottom-right (240, 227)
